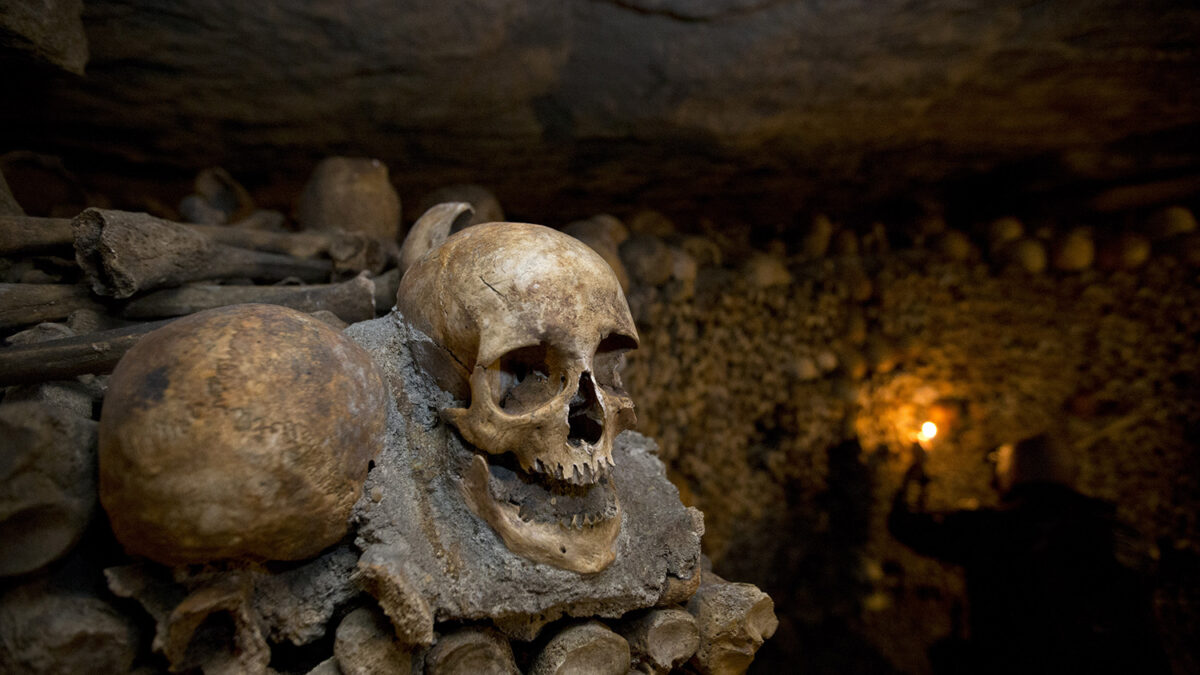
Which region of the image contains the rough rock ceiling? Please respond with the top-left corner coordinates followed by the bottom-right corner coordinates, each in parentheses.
top-left (2, 0), bottom-right (1199, 224)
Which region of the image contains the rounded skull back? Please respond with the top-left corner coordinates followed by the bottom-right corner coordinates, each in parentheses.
top-left (398, 222), bottom-right (637, 376)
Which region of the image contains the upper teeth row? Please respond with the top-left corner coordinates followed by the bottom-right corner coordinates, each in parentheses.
top-left (529, 456), bottom-right (615, 485)
top-left (558, 512), bottom-right (605, 529)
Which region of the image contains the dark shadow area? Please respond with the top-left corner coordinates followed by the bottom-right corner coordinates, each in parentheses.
top-left (724, 439), bottom-right (900, 674)
top-left (888, 435), bottom-right (1170, 675)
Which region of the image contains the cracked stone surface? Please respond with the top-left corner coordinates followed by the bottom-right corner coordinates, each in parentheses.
top-left (3, 2), bottom-right (1198, 220)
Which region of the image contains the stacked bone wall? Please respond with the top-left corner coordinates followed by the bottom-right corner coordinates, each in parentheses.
top-left (616, 210), bottom-right (1200, 674)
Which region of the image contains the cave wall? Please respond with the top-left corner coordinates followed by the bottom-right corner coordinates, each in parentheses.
top-left (2, 0), bottom-right (1200, 221)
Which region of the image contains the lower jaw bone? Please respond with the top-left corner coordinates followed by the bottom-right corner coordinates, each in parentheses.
top-left (461, 454), bottom-right (621, 574)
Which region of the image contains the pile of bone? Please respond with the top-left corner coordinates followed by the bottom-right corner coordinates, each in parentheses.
top-left (0, 158), bottom-right (461, 383)
top-left (611, 204), bottom-right (1200, 437)
top-left (0, 158), bottom-right (776, 675)
top-left (826, 207), bottom-right (1200, 274)
top-left (604, 203), bottom-right (1200, 567)
top-left (0, 158), bottom-right (425, 578)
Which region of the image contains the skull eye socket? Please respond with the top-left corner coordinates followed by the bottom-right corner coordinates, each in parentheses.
top-left (489, 343), bottom-right (562, 411)
top-left (593, 333), bottom-right (637, 387)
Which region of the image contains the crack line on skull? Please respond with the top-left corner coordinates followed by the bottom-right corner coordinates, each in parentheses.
top-left (479, 275), bottom-right (507, 300)
top-left (439, 343), bottom-right (469, 377)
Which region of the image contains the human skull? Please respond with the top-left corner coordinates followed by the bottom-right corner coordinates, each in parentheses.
top-left (98, 304), bottom-right (387, 565)
top-left (397, 222), bottom-right (638, 573)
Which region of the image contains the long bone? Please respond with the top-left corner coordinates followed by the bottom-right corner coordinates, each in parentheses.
top-left (187, 223), bottom-right (390, 274)
top-left (333, 607), bottom-right (415, 675)
top-left (0, 282), bottom-right (107, 330)
top-left (0, 215), bottom-right (73, 254)
top-left (0, 317), bottom-right (178, 385)
top-left (0, 304), bottom-right (356, 386)
top-left (73, 208), bottom-right (340, 297)
top-left (119, 273), bottom-right (376, 321)
top-left (1, 213), bottom-right (376, 260)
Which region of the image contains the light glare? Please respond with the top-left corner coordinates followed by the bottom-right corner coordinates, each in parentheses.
top-left (917, 421), bottom-right (938, 444)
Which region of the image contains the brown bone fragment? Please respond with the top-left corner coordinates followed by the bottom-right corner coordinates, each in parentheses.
top-left (104, 563), bottom-right (186, 665)
top-left (334, 607), bottom-right (415, 675)
top-left (417, 184), bottom-right (504, 227)
top-left (189, 223), bottom-right (388, 274)
top-left (0, 282), bottom-right (107, 331)
top-left (0, 401), bottom-right (98, 577)
top-left (396, 202), bottom-right (474, 275)
top-left (194, 167), bottom-right (255, 222)
top-left (371, 268), bottom-right (400, 313)
top-left (618, 608), bottom-right (700, 674)
top-left (3, 214), bottom-right (388, 275)
top-left (298, 157), bottom-right (402, 241)
top-left (327, 231), bottom-right (393, 276)
top-left (0, 302), bottom-right (361, 386)
top-left (425, 626), bottom-right (518, 675)
top-left (0, 317), bottom-right (176, 385)
top-left (185, 222), bottom-right (342, 259)
top-left (352, 558), bottom-right (434, 648)
top-left (685, 572), bottom-right (778, 675)
top-left (529, 620), bottom-right (631, 675)
top-left (164, 573), bottom-right (270, 674)
top-left (0, 580), bottom-right (139, 674)
top-left (73, 208), bottom-right (333, 298)
top-left (0, 215), bottom-right (73, 254)
top-left (119, 274), bottom-right (376, 323)
top-left (106, 564), bottom-right (270, 674)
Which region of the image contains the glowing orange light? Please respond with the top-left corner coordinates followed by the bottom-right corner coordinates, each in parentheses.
top-left (916, 421), bottom-right (938, 446)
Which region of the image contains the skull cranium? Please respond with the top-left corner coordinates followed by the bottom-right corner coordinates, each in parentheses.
top-left (397, 222), bottom-right (638, 573)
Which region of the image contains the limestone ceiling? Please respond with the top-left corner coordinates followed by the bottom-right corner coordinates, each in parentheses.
top-left (2, 0), bottom-right (1198, 222)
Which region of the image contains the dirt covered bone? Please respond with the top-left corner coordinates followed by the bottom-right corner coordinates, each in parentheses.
top-left (618, 607), bottom-right (700, 674)
top-left (686, 572), bottom-right (778, 675)
top-left (396, 201), bottom-right (474, 275)
top-left (424, 626), bottom-right (518, 675)
top-left (73, 208), bottom-right (333, 298)
top-left (298, 157), bottom-right (402, 242)
top-left (529, 620), bottom-right (631, 675)
top-left (0, 579), bottom-right (139, 674)
top-left (346, 314), bottom-right (703, 642)
top-left (0, 316), bottom-right (179, 386)
top-left (118, 273), bottom-right (376, 322)
top-left (334, 606), bottom-right (415, 675)
top-left (98, 303), bottom-right (388, 564)
top-left (396, 222), bottom-right (639, 573)
top-left (0, 401), bottom-right (98, 577)
top-left (0, 282), bottom-right (106, 331)
top-left (105, 546), bottom-right (360, 674)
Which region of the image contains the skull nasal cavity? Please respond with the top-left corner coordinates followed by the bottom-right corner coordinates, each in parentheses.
top-left (568, 373), bottom-right (603, 446)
